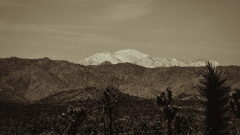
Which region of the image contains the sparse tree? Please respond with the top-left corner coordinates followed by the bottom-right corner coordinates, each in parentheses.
top-left (99, 86), bottom-right (119, 135)
top-left (197, 62), bottom-right (230, 135)
top-left (156, 88), bottom-right (180, 135)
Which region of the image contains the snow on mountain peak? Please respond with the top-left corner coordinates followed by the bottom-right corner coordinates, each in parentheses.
top-left (79, 51), bottom-right (121, 65)
top-left (187, 59), bottom-right (220, 67)
top-left (113, 49), bottom-right (149, 63)
top-left (78, 49), bottom-right (221, 67)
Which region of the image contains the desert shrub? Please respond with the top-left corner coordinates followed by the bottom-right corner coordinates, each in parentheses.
top-left (173, 114), bottom-right (196, 135)
top-left (61, 105), bottom-right (86, 135)
top-left (229, 89), bottom-right (240, 119)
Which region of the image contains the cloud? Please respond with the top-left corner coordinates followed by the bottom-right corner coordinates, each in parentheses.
top-left (90, 0), bottom-right (154, 22)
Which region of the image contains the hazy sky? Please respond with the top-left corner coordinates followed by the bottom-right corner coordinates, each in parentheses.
top-left (0, 0), bottom-right (240, 65)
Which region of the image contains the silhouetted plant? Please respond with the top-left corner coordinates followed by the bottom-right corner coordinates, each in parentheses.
top-left (229, 89), bottom-right (240, 119)
top-left (156, 88), bottom-right (180, 135)
top-left (61, 105), bottom-right (86, 135)
top-left (197, 62), bottom-right (230, 135)
top-left (99, 86), bottom-right (119, 135)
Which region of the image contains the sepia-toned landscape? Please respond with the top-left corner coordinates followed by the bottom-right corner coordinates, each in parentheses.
top-left (1, 0), bottom-right (240, 134)
top-left (0, 55), bottom-right (240, 134)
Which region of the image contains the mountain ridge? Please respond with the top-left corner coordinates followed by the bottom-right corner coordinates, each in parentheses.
top-left (0, 57), bottom-right (239, 104)
top-left (79, 49), bottom-right (221, 68)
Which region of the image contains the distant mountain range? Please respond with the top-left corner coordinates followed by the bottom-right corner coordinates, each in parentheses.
top-left (0, 57), bottom-right (239, 104)
top-left (79, 49), bottom-right (220, 68)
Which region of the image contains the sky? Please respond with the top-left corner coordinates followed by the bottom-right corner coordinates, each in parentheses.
top-left (0, 0), bottom-right (240, 65)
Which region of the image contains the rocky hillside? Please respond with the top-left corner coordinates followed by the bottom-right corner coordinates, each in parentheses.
top-left (0, 57), bottom-right (239, 104)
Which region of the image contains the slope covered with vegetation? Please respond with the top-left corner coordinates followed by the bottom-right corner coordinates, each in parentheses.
top-left (0, 57), bottom-right (240, 103)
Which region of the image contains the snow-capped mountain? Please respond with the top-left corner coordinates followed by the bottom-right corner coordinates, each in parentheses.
top-left (113, 49), bottom-right (149, 63)
top-left (79, 49), bottom-right (221, 67)
top-left (186, 59), bottom-right (220, 67)
top-left (79, 51), bottom-right (121, 65)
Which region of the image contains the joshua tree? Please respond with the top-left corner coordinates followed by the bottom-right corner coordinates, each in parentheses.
top-left (197, 62), bottom-right (230, 135)
top-left (99, 86), bottom-right (119, 135)
top-left (61, 105), bottom-right (86, 135)
top-left (156, 88), bottom-right (180, 135)
top-left (229, 89), bottom-right (240, 118)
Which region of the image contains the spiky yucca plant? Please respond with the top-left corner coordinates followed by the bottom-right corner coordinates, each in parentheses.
top-left (156, 88), bottom-right (180, 135)
top-left (229, 89), bottom-right (240, 118)
top-left (197, 62), bottom-right (230, 135)
top-left (62, 105), bottom-right (86, 135)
